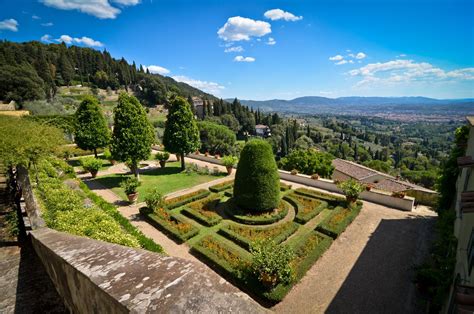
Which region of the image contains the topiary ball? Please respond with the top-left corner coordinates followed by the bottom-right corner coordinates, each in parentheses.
top-left (233, 139), bottom-right (280, 212)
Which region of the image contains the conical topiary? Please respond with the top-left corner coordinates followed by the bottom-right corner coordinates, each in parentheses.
top-left (233, 139), bottom-right (280, 211)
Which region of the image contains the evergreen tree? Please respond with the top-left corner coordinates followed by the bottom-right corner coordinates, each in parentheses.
top-left (74, 95), bottom-right (111, 158)
top-left (111, 93), bottom-right (154, 178)
top-left (163, 96), bottom-right (200, 170)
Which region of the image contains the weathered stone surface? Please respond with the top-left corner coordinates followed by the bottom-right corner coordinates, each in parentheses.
top-left (31, 228), bottom-right (266, 313)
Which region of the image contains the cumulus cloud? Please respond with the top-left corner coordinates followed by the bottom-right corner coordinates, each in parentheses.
top-left (266, 37), bottom-right (276, 45)
top-left (329, 55), bottom-right (344, 61)
top-left (264, 9), bottom-right (302, 21)
top-left (335, 60), bottom-right (348, 65)
top-left (234, 56), bottom-right (256, 62)
top-left (32, 15), bottom-right (41, 19)
top-left (348, 59), bottom-right (474, 88)
top-left (56, 34), bottom-right (104, 47)
top-left (40, 0), bottom-right (140, 19)
top-left (41, 34), bottom-right (53, 43)
top-left (224, 46), bottom-right (244, 53)
top-left (218, 16), bottom-right (271, 41)
top-left (355, 52), bottom-right (366, 59)
top-left (0, 19), bottom-right (18, 32)
top-left (172, 75), bottom-right (225, 95)
top-left (41, 22), bottom-right (54, 26)
top-left (145, 65), bottom-right (170, 75)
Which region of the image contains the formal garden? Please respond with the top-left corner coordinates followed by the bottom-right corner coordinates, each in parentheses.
top-left (138, 139), bottom-right (363, 305)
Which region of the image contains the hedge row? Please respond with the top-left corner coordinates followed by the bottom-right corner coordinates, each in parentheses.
top-left (294, 187), bottom-right (345, 204)
top-left (209, 180), bottom-right (234, 193)
top-left (316, 204), bottom-right (362, 239)
top-left (181, 195), bottom-right (223, 226)
top-left (165, 189), bottom-right (211, 209)
top-left (280, 182), bottom-right (292, 191)
top-left (218, 222), bottom-right (299, 251)
top-left (284, 194), bottom-right (328, 224)
top-left (79, 182), bottom-right (164, 253)
top-left (141, 210), bottom-right (199, 243)
top-left (226, 199), bottom-right (290, 225)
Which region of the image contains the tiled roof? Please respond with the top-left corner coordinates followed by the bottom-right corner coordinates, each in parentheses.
top-left (332, 159), bottom-right (390, 180)
top-left (374, 178), bottom-right (437, 193)
top-left (467, 116), bottom-right (474, 126)
top-left (255, 124), bottom-right (269, 129)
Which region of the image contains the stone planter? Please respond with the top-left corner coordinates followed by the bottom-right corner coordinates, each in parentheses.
top-left (159, 160), bottom-right (167, 168)
top-left (127, 192), bottom-right (139, 204)
top-left (226, 166), bottom-right (233, 175)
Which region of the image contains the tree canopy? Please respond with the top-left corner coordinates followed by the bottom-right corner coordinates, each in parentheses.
top-left (197, 121), bottom-right (236, 156)
top-left (279, 149), bottom-right (335, 178)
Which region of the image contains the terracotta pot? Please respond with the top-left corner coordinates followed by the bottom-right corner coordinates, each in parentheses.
top-left (110, 160), bottom-right (116, 165)
top-left (90, 170), bottom-right (98, 178)
top-left (159, 160), bottom-right (167, 168)
top-left (226, 166), bottom-right (233, 175)
top-left (365, 186), bottom-right (372, 191)
top-left (127, 192), bottom-right (139, 204)
top-left (175, 154), bottom-right (181, 161)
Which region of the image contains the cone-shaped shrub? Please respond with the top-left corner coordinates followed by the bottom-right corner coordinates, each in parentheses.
top-left (233, 139), bottom-right (280, 211)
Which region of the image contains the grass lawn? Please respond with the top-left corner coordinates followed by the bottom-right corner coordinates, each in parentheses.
top-left (93, 161), bottom-right (225, 202)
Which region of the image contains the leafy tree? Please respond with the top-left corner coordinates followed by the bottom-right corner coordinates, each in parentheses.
top-left (197, 121), bottom-right (236, 155)
top-left (110, 93), bottom-right (154, 178)
top-left (279, 149), bottom-right (335, 178)
top-left (74, 96), bottom-right (111, 158)
top-left (234, 139), bottom-right (280, 211)
top-left (293, 135), bottom-right (314, 150)
top-left (219, 114), bottom-right (240, 133)
top-left (0, 64), bottom-right (45, 102)
top-left (163, 96), bottom-right (200, 170)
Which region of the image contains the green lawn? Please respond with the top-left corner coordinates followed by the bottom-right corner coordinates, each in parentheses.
top-left (93, 161), bottom-right (224, 202)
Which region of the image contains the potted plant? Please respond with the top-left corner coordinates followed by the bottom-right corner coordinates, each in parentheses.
top-left (120, 177), bottom-right (141, 204)
top-left (204, 151), bottom-right (209, 157)
top-left (365, 183), bottom-right (374, 191)
top-left (291, 169), bottom-right (298, 175)
top-left (144, 188), bottom-right (164, 212)
top-left (250, 241), bottom-right (293, 289)
top-left (221, 155), bottom-right (238, 175)
top-left (155, 151), bottom-right (170, 168)
top-left (215, 153), bottom-right (220, 159)
top-left (80, 157), bottom-right (102, 178)
top-left (338, 179), bottom-right (364, 204)
top-left (311, 173), bottom-right (320, 180)
top-left (392, 191), bottom-right (406, 198)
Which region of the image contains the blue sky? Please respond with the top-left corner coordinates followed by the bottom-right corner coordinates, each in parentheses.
top-left (0, 0), bottom-right (473, 100)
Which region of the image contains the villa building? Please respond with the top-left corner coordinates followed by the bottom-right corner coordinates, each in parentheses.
top-left (255, 124), bottom-right (271, 137)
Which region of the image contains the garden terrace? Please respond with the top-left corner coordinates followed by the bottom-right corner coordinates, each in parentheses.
top-left (139, 180), bottom-right (362, 305)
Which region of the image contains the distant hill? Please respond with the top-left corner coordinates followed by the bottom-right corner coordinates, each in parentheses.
top-left (228, 96), bottom-right (474, 117)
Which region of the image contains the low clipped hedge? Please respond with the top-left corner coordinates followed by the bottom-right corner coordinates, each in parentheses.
top-left (181, 195), bottom-right (223, 226)
top-left (280, 182), bottom-right (292, 191)
top-left (141, 209), bottom-right (199, 243)
top-left (316, 203), bottom-right (362, 239)
top-left (225, 199), bottom-right (290, 225)
top-left (218, 222), bottom-right (299, 251)
top-left (294, 187), bottom-right (345, 204)
top-left (284, 194), bottom-right (328, 224)
top-left (165, 189), bottom-right (210, 209)
top-left (209, 180), bottom-right (234, 193)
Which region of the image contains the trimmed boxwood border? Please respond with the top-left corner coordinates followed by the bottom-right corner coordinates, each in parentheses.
top-left (140, 210), bottom-right (199, 244)
top-left (79, 182), bottom-right (164, 253)
top-left (283, 194), bottom-right (328, 224)
top-left (165, 189), bottom-right (211, 209)
top-left (218, 222), bottom-right (299, 251)
top-left (224, 199), bottom-right (290, 225)
top-left (209, 180), bottom-right (234, 193)
top-left (280, 182), bottom-right (292, 191)
top-left (316, 204), bottom-right (362, 239)
top-left (181, 207), bottom-right (223, 226)
top-left (294, 187), bottom-right (345, 205)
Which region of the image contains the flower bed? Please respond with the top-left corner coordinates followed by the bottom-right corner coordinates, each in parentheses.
top-left (219, 221), bottom-right (299, 250)
top-left (225, 199), bottom-right (290, 225)
top-left (209, 180), bottom-right (234, 193)
top-left (316, 204), bottom-right (362, 239)
top-left (141, 208), bottom-right (199, 243)
top-left (294, 187), bottom-right (345, 204)
top-left (284, 194), bottom-right (328, 224)
top-left (165, 189), bottom-right (211, 209)
top-left (181, 194), bottom-right (223, 226)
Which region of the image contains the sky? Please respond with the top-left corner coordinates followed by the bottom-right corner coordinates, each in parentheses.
top-left (0, 0), bottom-right (473, 100)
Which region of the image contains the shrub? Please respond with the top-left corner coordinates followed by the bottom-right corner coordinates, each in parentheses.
top-left (284, 194), bottom-right (327, 224)
top-left (221, 155), bottom-right (238, 168)
top-left (279, 149), bottom-right (334, 178)
top-left (144, 188), bottom-right (165, 211)
top-left (290, 169), bottom-right (298, 175)
top-left (165, 189), bottom-right (211, 209)
top-left (143, 209), bottom-right (199, 243)
top-left (338, 179), bottom-right (364, 203)
top-left (120, 176), bottom-right (140, 195)
top-left (280, 182), bottom-right (292, 191)
top-left (311, 174), bottom-right (319, 180)
top-left (181, 194), bottom-right (222, 226)
top-left (80, 157), bottom-right (102, 173)
top-left (226, 200), bottom-right (289, 225)
top-left (316, 204), bottom-right (362, 239)
top-left (209, 180), bottom-right (234, 193)
top-left (155, 151), bottom-right (170, 162)
top-left (233, 139), bottom-right (280, 212)
top-left (103, 148), bottom-right (113, 161)
top-left (250, 241), bottom-right (294, 288)
top-left (294, 188), bottom-right (345, 204)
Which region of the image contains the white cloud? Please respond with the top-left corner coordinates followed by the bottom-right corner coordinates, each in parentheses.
top-left (264, 9), bottom-right (303, 21)
top-left (266, 37), bottom-right (276, 45)
top-left (355, 52), bottom-right (366, 59)
top-left (218, 16), bottom-right (271, 41)
top-left (41, 34), bottom-right (52, 43)
top-left (0, 19), bottom-right (18, 32)
top-left (335, 60), bottom-right (348, 65)
top-left (32, 15), bottom-right (41, 19)
top-left (172, 75), bottom-right (225, 95)
top-left (41, 22), bottom-right (54, 26)
top-left (224, 46), bottom-right (244, 53)
top-left (348, 53), bottom-right (355, 58)
top-left (349, 59), bottom-right (474, 88)
top-left (234, 56), bottom-right (255, 62)
top-left (40, 0), bottom-right (140, 19)
top-left (56, 34), bottom-right (104, 47)
top-left (329, 55), bottom-right (344, 61)
top-left (145, 65), bottom-right (170, 75)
